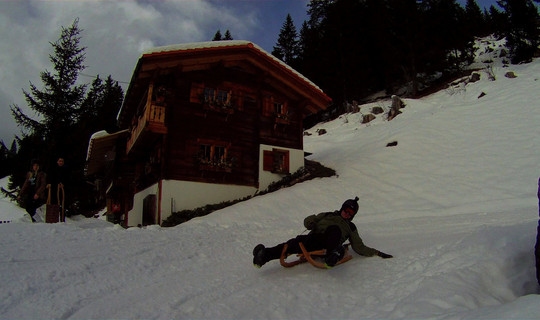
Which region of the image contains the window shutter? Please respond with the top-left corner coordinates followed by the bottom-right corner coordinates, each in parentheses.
top-left (190, 82), bottom-right (204, 103)
top-left (263, 150), bottom-right (274, 171)
top-left (263, 95), bottom-right (272, 117)
top-left (283, 149), bottom-right (290, 173)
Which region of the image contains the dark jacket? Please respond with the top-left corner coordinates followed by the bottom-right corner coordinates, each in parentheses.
top-left (20, 170), bottom-right (47, 200)
top-left (303, 211), bottom-right (379, 257)
top-left (49, 165), bottom-right (70, 188)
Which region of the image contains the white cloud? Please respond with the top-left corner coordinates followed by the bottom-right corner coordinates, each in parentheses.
top-left (0, 0), bottom-right (264, 142)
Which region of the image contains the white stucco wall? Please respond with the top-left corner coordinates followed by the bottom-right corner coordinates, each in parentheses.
top-left (127, 183), bottom-right (159, 227)
top-left (127, 144), bottom-right (304, 227)
top-left (258, 144), bottom-right (304, 191)
top-left (159, 180), bottom-right (257, 222)
top-left (127, 180), bottom-right (257, 227)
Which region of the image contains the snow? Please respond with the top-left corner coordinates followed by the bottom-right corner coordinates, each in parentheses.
top-left (142, 40), bottom-right (326, 95)
top-left (86, 130), bottom-right (109, 160)
top-left (1, 39), bottom-right (540, 319)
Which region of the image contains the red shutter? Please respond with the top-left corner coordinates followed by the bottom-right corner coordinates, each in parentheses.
top-left (263, 95), bottom-right (272, 117)
top-left (190, 82), bottom-right (204, 103)
top-left (283, 149), bottom-right (290, 173)
top-left (263, 150), bottom-right (274, 171)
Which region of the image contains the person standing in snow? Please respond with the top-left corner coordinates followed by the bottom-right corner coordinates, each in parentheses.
top-left (17, 159), bottom-right (47, 222)
top-left (535, 177), bottom-right (540, 286)
top-left (253, 197), bottom-right (393, 268)
top-left (48, 156), bottom-right (71, 219)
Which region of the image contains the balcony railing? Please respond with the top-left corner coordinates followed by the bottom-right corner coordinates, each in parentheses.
top-left (127, 102), bottom-right (167, 154)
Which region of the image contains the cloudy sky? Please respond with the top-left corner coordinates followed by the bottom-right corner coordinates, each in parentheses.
top-left (0, 0), bottom-right (500, 144)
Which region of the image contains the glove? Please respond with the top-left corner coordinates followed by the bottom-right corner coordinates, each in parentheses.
top-left (377, 251), bottom-right (393, 259)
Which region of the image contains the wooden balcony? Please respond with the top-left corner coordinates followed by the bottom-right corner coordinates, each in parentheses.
top-left (127, 102), bottom-right (167, 155)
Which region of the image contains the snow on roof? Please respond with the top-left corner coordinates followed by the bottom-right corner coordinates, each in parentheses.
top-left (141, 40), bottom-right (326, 96)
top-left (90, 130), bottom-right (110, 141)
top-left (86, 129), bottom-right (129, 162)
top-left (143, 40), bottom-right (253, 55)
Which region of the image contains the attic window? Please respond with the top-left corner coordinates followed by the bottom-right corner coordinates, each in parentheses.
top-left (263, 148), bottom-right (290, 174)
top-left (262, 95), bottom-right (289, 122)
top-left (202, 87), bottom-right (231, 106)
top-left (274, 102), bottom-right (284, 115)
top-left (216, 90), bottom-right (230, 105)
top-left (198, 86), bottom-right (234, 113)
top-left (203, 88), bottom-right (215, 103)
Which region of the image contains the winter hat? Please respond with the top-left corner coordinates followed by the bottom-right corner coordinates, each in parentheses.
top-left (341, 196), bottom-right (359, 215)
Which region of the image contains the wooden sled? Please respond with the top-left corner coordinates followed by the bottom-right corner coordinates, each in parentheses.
top-left (45, 184), bottom-right (65, 223)
top-left (280, 242), bottom-right (352, 269)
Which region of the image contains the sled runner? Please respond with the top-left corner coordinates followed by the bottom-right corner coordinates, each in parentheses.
top-left (45, 184), bottom-right (65, 223)
top-left (280, 242), bottom-right (352, 269)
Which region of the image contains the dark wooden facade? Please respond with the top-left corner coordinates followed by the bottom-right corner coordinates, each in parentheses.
top-left (88, 41), bottom-right (331, 226)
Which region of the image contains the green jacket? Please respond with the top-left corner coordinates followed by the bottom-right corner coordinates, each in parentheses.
top-left (303, 211), bottom-right (379, 257)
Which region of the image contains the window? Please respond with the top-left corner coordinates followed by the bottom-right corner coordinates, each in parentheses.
top-left (274, 102), bottom-right (284, 115)
top-left (263, 149), bottom-right (290, 174)
top-left (153, 85), bottom-right (168, 106)
top-left (196, 86), bottom-right (233, 113)
top-left (214, 145), bottom-right (226, 162)
top-left (262, 94), bottom-right (289, 122)
top-left (199, 144), bottom-right (212, 162)
top-left (216, 90), bottom-right (230, 105)
top-left (202, 87), bottom-right (231, 106)
top-left (274, 100), bottom-right (289, 120)
top-left (197, 141), bottom-right (232, 171)
top-left (203, 88), bottom-right (216, 103)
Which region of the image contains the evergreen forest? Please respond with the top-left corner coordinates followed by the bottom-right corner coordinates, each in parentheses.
top-left (273, 0), bottom-right (539, 122)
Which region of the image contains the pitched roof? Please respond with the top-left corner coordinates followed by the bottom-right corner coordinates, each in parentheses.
top-left (142, 40), bottom-right (326, 95)
top-left (85, 129), bottom-right (129, 176)
top-left (118, 40), bottom-right (331, 126)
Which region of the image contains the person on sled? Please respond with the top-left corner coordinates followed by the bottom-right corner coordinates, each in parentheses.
top-left (253, 196), bottom-right (393, 268)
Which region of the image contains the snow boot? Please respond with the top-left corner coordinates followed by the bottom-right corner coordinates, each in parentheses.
top-left (253, 244), bottom-right (268, 268)
top-left (324, 246), bottom-right (345, 268)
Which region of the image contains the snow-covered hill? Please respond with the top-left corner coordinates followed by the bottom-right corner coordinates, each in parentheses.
top-left (1, 39), bottom-right (539, 319)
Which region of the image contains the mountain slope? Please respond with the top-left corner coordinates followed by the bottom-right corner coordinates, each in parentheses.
top-left (1, 39), bottom-right (539, 319)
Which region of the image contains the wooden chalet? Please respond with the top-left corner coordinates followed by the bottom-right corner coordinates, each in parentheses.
top-left (86, 40), bottom-right (331, 227)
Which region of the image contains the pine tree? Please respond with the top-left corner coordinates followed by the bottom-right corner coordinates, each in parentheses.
top-left (0, 139), bottom-right (18, 181)
top-left (497, 0), bottom-right (540, 63)
top-left (8, 18), bottom-right (87, 192)
top-left (0, 142), bottom-right (8, 179)
top-left (297, 21), bottom-right (309, 68)
top-left (486, 5), bottom-right (508, 36)
top-left (272, 14), bottom-right (299, 66)
top-left (6, 18), bottom-right (125, 213)
top-left (419, 0), bottom-right (475, 72)
top-left (296, 19), bottom-right (324, 95)
top-left (307, 0), bottom-right (333, 29)
top-left (11, 18), bottom-right (86, 139)
top-left (465, 0), bottom-right (488, 36)
top-left (386, 0), bottom-right (426, 96)
top-left (212, 30), bottom-right (222, 41)
top-left (79, 75), bottom-right (123, 135)
top-left (223, 30), bottom-right (233, 40)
